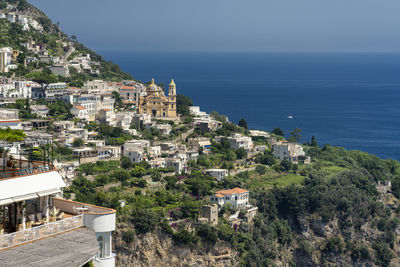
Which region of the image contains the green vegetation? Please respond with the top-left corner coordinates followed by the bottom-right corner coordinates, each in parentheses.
top-left (176, 94), bottom-right (193, 116)
top-left (0, 1), bottom-right (132, 82)
top-left (0, 128), bottom-right (26, 141)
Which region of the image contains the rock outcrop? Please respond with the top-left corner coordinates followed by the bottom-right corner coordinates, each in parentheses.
top-left (114, 229), bottom-right (238, 267)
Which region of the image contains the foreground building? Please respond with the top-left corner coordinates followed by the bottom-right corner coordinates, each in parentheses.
top-left (0, 157), bottom-right (116, 266)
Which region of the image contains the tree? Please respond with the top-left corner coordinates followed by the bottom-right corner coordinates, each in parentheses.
top-left (256, 165), bottom-right (267, 175)
top-left (210, 111), bottom-right (228, 122)
top-left (272, 128), bottom-right (284, 136)
top-left (260, 154), bottom-right (276, 165)
top-left (112, 91), bottom-right (123, 109)
top-left (288, 127), bottom-right (302, 143)
top-left (130, 209), bottom-right (161, 234)
top-left (29, 72), bottom-right (58, 90)
top-left (73, 138), bottom-right (84, 147)
top-left (235, 148), bottom-right (247, 159)
top-left (176, 94), bottom-right (193, 116)
top-left (69, 79), bottom-right (84, 88)
top-left (197, 224), bottom-right (217, 244)
top-left (0, 128), bottom-right (26, 142)
top-left (310, 135), bottom-right (318, 147)
top-left (280, 159), bottom-right (293, 172)
top-left (238, 118), bottom-right (248, 129)
top-left (121, 156), bottom-right (132, 169)
top-left (49, 100), bottom-right (73, 119)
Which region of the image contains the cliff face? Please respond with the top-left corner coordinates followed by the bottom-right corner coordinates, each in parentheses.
top-left (114, 229), bottom-right (239, 267)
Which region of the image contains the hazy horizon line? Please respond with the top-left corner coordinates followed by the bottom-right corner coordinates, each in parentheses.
top-left (95, 49), bottom-right (400, 54)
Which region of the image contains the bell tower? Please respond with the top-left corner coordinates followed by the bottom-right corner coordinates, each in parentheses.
top-left (168, 79), bottom-right (176, 96)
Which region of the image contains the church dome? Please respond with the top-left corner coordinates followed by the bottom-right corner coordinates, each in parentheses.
top-left (147, 78), bottom-right (159, 91)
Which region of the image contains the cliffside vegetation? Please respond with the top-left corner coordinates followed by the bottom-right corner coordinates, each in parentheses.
top-left (0, 0), bottom-right (132, 82)
top-left (66, 120), bottom-right (400, 266)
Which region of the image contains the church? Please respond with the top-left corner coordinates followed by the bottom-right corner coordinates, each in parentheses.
top-left (138, 78), bottom-right (177, 118)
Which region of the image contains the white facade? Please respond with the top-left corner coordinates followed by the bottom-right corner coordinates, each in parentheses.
top-left (272, 141), bottom-right (305, 160)
top-left (165, 158), bottom-right (185, 174)
top-left (227, 133), bottom-right (253, 150)
top-left (123, 140), bottom-right (150, 163)
top-left (205, 169), bottom-right (229, 181)
top-left (210, 188), bottom-right (249, 209)
top-left (84, 80), bottom-right (110, 94)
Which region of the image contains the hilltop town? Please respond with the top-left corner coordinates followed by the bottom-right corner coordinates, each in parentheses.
top-left (1, 1), bottom-right (400, 267)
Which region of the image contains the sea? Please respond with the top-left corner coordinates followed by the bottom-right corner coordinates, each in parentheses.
top-left (100, 51), bottom-right (400, 160)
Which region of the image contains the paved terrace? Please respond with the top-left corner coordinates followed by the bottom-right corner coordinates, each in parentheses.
top-left (0, 227), bottom-right (99, 267)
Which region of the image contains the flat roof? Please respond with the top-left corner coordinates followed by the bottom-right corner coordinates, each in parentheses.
top-left (0, 228), bottom-right (98, 267)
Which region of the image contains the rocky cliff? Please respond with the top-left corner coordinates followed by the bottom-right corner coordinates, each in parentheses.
top-left (114, 228), bottom-right (239, 267)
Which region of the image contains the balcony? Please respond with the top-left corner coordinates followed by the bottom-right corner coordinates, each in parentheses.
top-left (0, 214), bottom-right (84, 250)
top-left (0, 159), bottom-right (54, 180)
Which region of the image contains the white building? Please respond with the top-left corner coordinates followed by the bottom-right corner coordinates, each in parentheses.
top-left (30, 105), bottom-right (50, 118)
top-left (98, 109), bottom-right (116, 127)
top-left (123, 140), bottom-right (150, 163)
top-left (115, 112), bottom-right (133, 130)
top-left (153, 124), bottom-right (172, 136)
top-left (0, 108), bottom-right (22, 129)
top-left (226, 133), bottom-right (253, 151)
top-left (249, 130), bottom-right (270, 138)
top-left (272, 141), bottom-right (306, 162)
top-left (188, 137), bottom-right (212, 151)
top-left (165, 157), bottom-right (185, 174)
top-left (189, 106), bottom-right (208, 117)
top-left (14, 81), bottom-right (33, 98)
top-left (71, 105), bottom-right (89, 121)
top-left (210, 188), bottom-right (249, 209)
top-left (205, 169), bottom-right (229, 181)
top-left (84, 80), bottom-right (110, 94)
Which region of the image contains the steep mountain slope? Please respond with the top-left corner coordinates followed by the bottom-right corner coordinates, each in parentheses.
top-left (0, 0), bottom-right (132, 82)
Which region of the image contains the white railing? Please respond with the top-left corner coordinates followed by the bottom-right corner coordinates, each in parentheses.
top-left (0, 214), bottom-right (84, 250)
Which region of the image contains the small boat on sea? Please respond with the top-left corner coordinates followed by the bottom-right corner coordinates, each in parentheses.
top-left (288, 115), bottom-right (294, 119)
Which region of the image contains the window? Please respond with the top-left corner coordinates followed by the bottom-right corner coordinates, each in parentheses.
top-left (98, 236), bottom-right (104, 258)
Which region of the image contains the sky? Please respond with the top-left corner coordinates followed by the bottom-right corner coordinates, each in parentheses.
top-left (28, 0), bottom-right (400, 53)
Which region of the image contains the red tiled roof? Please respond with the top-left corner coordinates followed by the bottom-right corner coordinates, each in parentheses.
top-left (75, 105), bottom-right (85, 110)
top-left (0, 119), bottom-right (21, 123)
top-left (215, 187), bottom-right (248, 196)
top-left (121, 86), bottom-right (134, 90)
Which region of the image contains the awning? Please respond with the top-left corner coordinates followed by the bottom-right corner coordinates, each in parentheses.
top-left (0, 171), bottom-right (66, 202)
top-left (13, 193), bottom-right (38, 202)
top-left (37, 188), bottom-right (61, 197)
top-left (0, 198), bottom-right (14, 206)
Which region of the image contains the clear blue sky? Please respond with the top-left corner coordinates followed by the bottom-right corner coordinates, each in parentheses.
top-left (29, 0), bottom-right (400, 52)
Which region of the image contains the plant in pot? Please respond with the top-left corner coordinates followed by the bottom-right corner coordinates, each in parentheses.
top-left (16, 218), bottom-right (23, 231)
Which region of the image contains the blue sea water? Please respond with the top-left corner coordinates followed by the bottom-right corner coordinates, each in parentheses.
top-left (100, 51), bottom-right (400, 160)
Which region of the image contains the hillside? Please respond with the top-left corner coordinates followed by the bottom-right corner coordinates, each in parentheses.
top-left (0, 0), bottom-right (132, 83)
top-left (66, 120), bottom-right (400, 267)
top-left (3, 1), bottom-right (400, 267)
